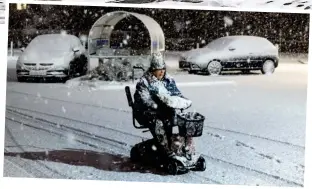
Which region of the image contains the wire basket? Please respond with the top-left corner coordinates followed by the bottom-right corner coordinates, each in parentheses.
top-left (176, 112), bottom-right (205, 137)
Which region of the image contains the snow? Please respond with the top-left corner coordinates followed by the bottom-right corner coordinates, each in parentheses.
top-left (25, 34), bottom-right (78, 52)
top-left (4, 65), bottom-right (307, 185)
top-left (16, 34), bottom-right (85, 69)
top-left (223, 16), bottom-right (234, 27)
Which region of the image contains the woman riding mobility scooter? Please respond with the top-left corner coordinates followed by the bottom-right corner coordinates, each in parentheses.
top-left (124, 52), bottom-right (206, 175)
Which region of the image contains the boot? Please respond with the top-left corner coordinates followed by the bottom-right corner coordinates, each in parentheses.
top-left (184, 137), bottom-right (195, 157)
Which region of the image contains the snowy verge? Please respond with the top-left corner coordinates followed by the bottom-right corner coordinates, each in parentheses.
top-left (65, 76), bottom-right (236, 91)
top-left (65, 77), bottom-right (136, 90)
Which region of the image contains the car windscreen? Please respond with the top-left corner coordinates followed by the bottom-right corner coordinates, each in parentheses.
top-left (25, 35), bottom-right (73, 52)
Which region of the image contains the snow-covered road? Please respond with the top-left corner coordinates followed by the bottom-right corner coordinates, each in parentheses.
top-left (3, 56), bottom-right (308, 186)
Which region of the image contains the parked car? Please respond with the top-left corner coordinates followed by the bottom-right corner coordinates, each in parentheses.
top-left (16, 34), bottom-right (88, 82)
top-left (179, 35), bottom-right (279, 75)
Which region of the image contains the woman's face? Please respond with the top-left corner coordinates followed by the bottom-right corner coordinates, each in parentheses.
top-left (152, 69), bottom-right (165, 80)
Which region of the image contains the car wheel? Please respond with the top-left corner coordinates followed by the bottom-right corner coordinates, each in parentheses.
top-left (17, 76), bottom-right (25, 82)
top-left (261, 60), bottom-right (275, 75)
top-left (68, 58), bottom-right (80, 78)
top-left (79, 55), bottom-right (88, 76)
top-left (207, 60), bottom-right (222, 76)
top-left (188, 70), bottom-right (198, 74)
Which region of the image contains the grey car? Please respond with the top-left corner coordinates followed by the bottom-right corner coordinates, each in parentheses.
top-left (179, 35), bottom-right (279, 75)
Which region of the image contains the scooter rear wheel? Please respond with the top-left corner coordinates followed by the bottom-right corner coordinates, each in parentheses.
top-left (167, 160), bottom-right (179, 175)
top-left (130, 145), bottom-right (140, 162)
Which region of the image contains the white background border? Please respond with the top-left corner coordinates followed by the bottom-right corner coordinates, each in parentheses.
top-left (0, 1), bottom-right (311, 189)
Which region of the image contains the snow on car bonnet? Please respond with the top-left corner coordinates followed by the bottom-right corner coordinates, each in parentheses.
top-left (26, 34), bottom-right (77, 52)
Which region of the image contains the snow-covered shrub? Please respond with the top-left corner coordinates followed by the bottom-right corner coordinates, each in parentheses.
top-left (84, 58), bottom-right (132, 81)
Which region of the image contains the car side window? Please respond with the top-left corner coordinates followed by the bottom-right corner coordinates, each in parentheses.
top-left (230, 39), bottom-right (255, 53)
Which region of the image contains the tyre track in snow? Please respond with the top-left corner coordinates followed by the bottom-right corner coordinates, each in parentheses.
top-left (6, 89), bottom-right (305, 150)
top-left (5, 110), bottom-right (216, 183)
top-left (5, 116), bottom-right (126, 181)
top-left (4, 125), bottom-right (73, 179)
top-left (5, 107), bottom-right (303, 186)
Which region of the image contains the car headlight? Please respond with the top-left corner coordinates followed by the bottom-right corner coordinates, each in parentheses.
top-left (191, 63), bottom-right (200, 68)
top-left (53, 65), bottom-right (66, 71)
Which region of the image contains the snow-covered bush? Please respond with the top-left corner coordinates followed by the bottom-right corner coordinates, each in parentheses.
top-left (84, 59), bottom-right (132, 81)
top-left (82, 56), bottom-right (150, 82)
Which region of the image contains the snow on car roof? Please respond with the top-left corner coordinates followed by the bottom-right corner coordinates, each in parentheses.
top-left (34, 33), bottom-right (78, 41)
top-left (218, 35), bottom-right (268, 41)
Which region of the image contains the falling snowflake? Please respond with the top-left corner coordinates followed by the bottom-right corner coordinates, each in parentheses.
top-left (20, 123), bottom-right (24, 131)
top-left (152, 145), bottom-right (157, 151)
top-left (80, 35), bottom-right (87, 42)
top-left (201, 40), bottom-right (206, 44)
top-left (62, 106), bottom-right (66, 113)
top-left (45, 150), bottom-right (49, 156)
top-left (37, 92), bottom-right (41, 98)
top-left (123, 39), bottom-right (128, 45)
top-left (247, 25), bottom-right (252, 30)
top-left (224, 16), bottom-right (234, 27)
top-left (61, 30), bottom-right (67, 36)
top-left (44, 100), bottom-right (48, 104)
top-left (247, 58), bottom-right (251, 63)
top-left (67, 92), bottom-right (71, 96)
top-left (56, 123), bottom-right (60, 128)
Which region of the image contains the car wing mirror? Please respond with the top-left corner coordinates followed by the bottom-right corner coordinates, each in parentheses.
top-left (229, 47), bottom-right (236, 51)
top-left (73, 47), bottom-right (80, 53)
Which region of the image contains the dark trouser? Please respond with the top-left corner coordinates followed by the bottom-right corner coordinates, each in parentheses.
top-left (136, 106), bottom-right (175, 155)
top-left (149, 118), bottom-right (173, 155)
top-left (136, 106), bottom-right (194, 156)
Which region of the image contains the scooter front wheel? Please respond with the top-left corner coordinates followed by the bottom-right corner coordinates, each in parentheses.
top-left (195, 156), bottom-right (206, 171)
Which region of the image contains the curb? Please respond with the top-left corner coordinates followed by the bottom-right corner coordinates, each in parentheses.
top-left (65, 76), bottom-right (236, 91)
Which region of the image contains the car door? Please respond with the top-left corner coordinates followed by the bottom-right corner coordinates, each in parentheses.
top-left (226, 39), bottom-right (251, 68)
top-left (235, 39), bottom-right (259, 68)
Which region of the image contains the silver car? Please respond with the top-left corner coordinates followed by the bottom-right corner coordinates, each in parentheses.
top-left (179, 35), bottom-right (279, 75)
top-left (16, 34), bottom-right (88, 82)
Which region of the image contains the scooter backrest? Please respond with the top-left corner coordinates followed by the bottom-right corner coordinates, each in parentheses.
top-left (125, 86), bottom-right (133, 107)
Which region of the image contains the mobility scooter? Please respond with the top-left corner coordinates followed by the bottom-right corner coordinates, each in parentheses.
top-left (125, 85), bottom-right (206, 175)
